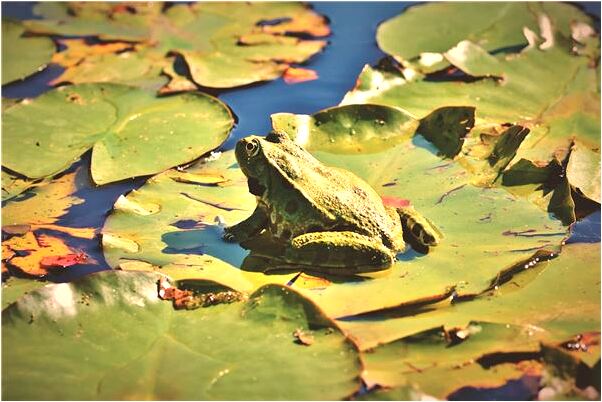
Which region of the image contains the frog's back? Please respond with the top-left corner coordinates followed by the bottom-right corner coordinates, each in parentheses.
top-left (265, 139), bottom-right (401, 247)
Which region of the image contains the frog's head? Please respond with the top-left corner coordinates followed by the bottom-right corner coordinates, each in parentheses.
top-left (235, 131), bottom-right (292, 196)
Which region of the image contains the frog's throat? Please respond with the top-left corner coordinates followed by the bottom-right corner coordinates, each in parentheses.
top-left (247, 177), bottom-right (266, 196)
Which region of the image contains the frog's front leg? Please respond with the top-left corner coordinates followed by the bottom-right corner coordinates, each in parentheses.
top-left (395, 206), bottom-right (442, 254)
top-left (283, 231), bottom-right (395, 273)
top-left (223, 207), bottom-right (268, 243)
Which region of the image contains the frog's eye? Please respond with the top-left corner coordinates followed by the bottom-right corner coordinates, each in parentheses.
top-left (245, 139), bottom-right (260, 157)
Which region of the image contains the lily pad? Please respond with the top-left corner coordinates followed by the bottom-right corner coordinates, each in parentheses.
top-left (50, 40), bottom-right (168, 90)
top-left (1, 169), bottom-right (97, 239)
top-left (270, 106), bottom-right (566, 317)
top-left (360, 322), bottom-right (543, 399)
top-left (2, 83), bottom-right (233, 184)
top-left (376, 2), bottom-right (593, 73)
top-left (104, 104), bottom-right (566, 320)
top-left (1, 276), bottom-right (47, 310)
top-left (1, 170), bottom-right (44, 201)
top-left (338, 243), bottom-right (600, 351)
top-left (1, 20), bottom-right (55, 85)
top-left (25, 2), bottom-right (329, 89)
top-left (2, 232), bottom-right (86, 277)
top-left (102, 149), bottom-right (298, 290)
top-left (344, 10), bottom-right (600, 223)
top-left (2, 168), bottom-right (96, 239)
top-left (2, 270), bottom-right (361, 400)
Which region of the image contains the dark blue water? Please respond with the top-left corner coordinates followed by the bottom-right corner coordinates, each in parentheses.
top-left (2, 3), bottom-right (600, 398)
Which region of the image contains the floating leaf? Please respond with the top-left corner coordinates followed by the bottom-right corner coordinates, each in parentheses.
top-left (50, 40), bottom-right (168, 90)
top-left (360, 322), bottom-right (543, 399)
top-left (338, 243), bottom-right (600, 352)
top-left (2, 270), bottom-right (361, 400)
top-left (2, 84), bottom-right (234, 184)
top-left (159, 58), bottom-right (198, 94)
top-left (270, 105), bottom-right (565, 317)
top-left (1, 276), bottom-right (47, 310)
top-left (283, 67), bottom-right (319, 84)
top-left (376, 2), bottom-right (593, 73)
top-left (102, 150), bottom-right (298, 290)
top-left (1, 170), bottom-right (44, 201)
top-left (25, 2), bottom-right (329, 89)
top-left (103, 104), bottom-right (566, 320)
top-left (1, 20), bottom-right (54, 85)
top-left (1, 169), bottom-right (95, 239)
top-left (538, 340), bottom-right (601, 400)
top-left (40, 252), bottom-right (88, 269)
top-left (344, 7), bottom-right (600, 222)
top-left (567, 140), bottom-right (601, 204)
top-left (3, 233), bottom-right (84, 277)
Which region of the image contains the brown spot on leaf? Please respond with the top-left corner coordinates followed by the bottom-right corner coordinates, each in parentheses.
top-left (293, 328), bottom-right (314, 346)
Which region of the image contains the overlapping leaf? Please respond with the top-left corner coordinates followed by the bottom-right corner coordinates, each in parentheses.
top-left (376, 2), bottom-right (593, 73)
top-left (2, 83), bottom-right (233, 184)
top-left (2, 270), bottom-right (361, 400)
top-left (102, 150), bottom-right (297, 290)
top-left (50, 40), bottom-right (168, 90)
top-left (348, 243), bottom-right (600, 399)
top-left (1, 20), bottom-right (54, 85)
top-left (343, 5), bottom-right (600, 224)
top-left (2, 169), bottom-right (94, 238)
top-left (24, 2), bottom-right (329, 89)
top-left (271, 106), bottom-right (566, 317)
top-left (1, 276), bottom-right (47, 310)
top-left (103, 104), bottom-right (566, 320)
top-left (1, 170), bottom-right (44, 201)
top-left (360, 323), bottom-right (543, 399)
top-left (339, 243), bottom-right (600, 351)
top-left (2, 232), bottom-right (87, 277)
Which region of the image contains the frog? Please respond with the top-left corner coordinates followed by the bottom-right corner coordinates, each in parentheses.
top-left (223, 131), bottom-right (442, 274)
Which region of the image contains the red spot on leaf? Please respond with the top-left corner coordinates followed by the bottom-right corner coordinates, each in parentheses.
top-left (158, 277), bottom-right (193, 308)
top-left (381, 196), bottom-right (411, 208)
top-left (40, 252), bottom-right (87, 269)
top-left (283, 67), bottom-right (318, 84)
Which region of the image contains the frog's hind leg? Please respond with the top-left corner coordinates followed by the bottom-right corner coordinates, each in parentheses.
top-left (395, 206), bottom-right (442, 254)
top-left (284, 231), bottom-right (394, 273)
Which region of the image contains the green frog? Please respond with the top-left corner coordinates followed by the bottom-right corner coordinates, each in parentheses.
top-left (223, 131), bottom-right (441, 273)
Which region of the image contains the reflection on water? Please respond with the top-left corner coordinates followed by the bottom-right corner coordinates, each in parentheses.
top-left (162, 225), bottom-right (249, 268)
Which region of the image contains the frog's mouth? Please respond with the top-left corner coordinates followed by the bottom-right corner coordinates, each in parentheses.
top-left (247, 177), bottom-right (266, 196)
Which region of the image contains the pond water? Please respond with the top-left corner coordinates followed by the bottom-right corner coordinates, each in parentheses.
top-left (2, 2), bottom-right (601, 398)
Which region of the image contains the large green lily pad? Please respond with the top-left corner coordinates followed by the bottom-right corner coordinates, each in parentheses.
top-left (338, 242), bottom-right (600, 351)
top-left (1, 20), bottom-right (55, 85)
top-left (344, 8), bottom-right (600, 223)
top-left (2, 83), bottom-right (233, 184)
top-left (24, 2), bottom-right (328, 89)
top-left (103, 104), bottom-right (566, 319)
top-left (1, 276), bottom-right (48, 309)
top-left (2, 270), bottom-right (361, 400)
top-left (376, 2), bottom-right (593, 73)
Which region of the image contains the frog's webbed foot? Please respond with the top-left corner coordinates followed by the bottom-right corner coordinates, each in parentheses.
top-left (395, 206), bottom-right (442, 254)
top-left (284, 231), bottom-right (394, 273)
top-left (223, 207), bottom-right (268, 243)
